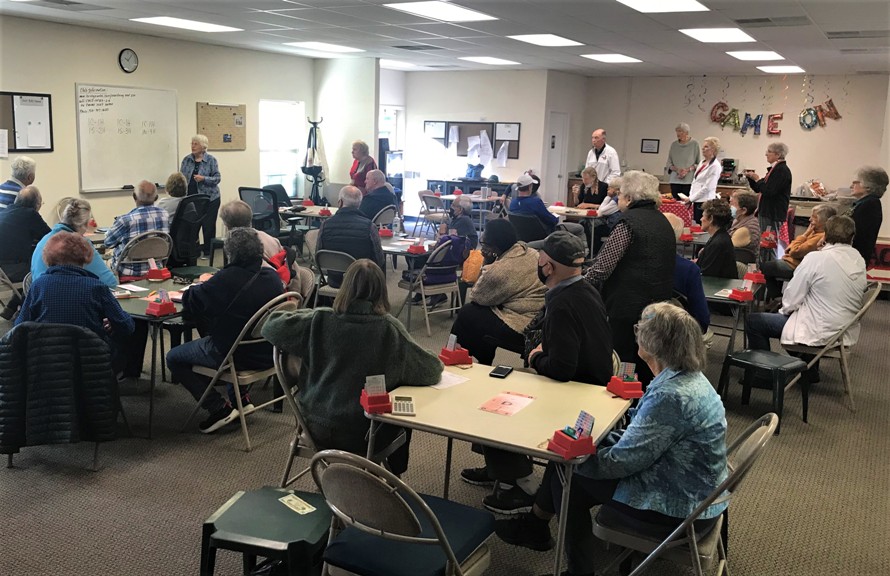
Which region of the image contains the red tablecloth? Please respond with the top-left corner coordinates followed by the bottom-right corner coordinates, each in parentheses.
top-left (658, 202), bottom-right (693, 227)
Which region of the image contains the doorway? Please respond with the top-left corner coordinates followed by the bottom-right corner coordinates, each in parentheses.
top-left (544, 111), bottom-right (569, 205)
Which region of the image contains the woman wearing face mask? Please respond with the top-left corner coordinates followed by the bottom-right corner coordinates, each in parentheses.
top-left (449, 218), bottom-right (545, 365)
top-left (727, 190), bottom-right (761, 264)
top-left (686, 136), bottom-right (721, 224)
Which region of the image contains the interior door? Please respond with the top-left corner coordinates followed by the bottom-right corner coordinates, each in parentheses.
top-left (545, 111), bottom-right (569, 205)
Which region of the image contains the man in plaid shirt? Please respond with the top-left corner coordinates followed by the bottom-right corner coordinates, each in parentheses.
top-left (104, 180), bottom-right (169, 278)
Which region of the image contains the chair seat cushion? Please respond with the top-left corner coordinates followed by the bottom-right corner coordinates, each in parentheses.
top-left (323, 493), bottom-right (494, 576)
top-left (727, 349), bottom-right (807, 372)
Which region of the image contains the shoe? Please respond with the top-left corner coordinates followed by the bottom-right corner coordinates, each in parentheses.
top-left (0, 306), bottom-right (15, 320)
top-left (483, 484), bottom-right (535, 515)
top-left (460, 466), bottom-right (495, 486)
top-left (764, 297), bottom-right (783, 313)
top-left (237, 395), bottom-right (255, 414)
top-left (411, 293), bottom-right (424, 305)
top-left (199, 406), bottom-right (238, 434)
top-left (426, 294), bottom-right (448, 309)
top-left (494, 512), bottom-right (554, 551)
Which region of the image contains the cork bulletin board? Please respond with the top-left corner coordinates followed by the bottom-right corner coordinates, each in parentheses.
top-left (197, 102), bottom-right (246, 150)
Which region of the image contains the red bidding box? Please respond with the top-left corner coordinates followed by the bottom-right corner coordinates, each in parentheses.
top-left (147, 268), bottom-right (171, 281)
top-left (301, 199), bottom-right (315, 207)
top-left (360, 389), bottom-right (392, 414)
top-left (319, 208), bottom-right (332, 216)
top-left (586, 210), bottom-right (598, 217)
top-left (454, 189), bottom-right (463, 195)
top-left (679, 233), bottom-right (694, 242)
top-left (145, 300), bottom-right (176, 317)
top-left (553, 201), bottom-right (565, 206)
top-left (743, 271), bottom-right (765, 284)
top-left (378, 228), bottom-right (394, 238)
top-left (407, 244), bottom-right (427, 254)
top-left (547, 430), bottom-right (596, 459)
top-left (729, 288), bottom-right (754, 302)
top-left (439, 346), bottom-right (472, 365)
top-left (607, 376), bottom-right (643, 399)
top-left (689, 224), bottom-right (703, 233)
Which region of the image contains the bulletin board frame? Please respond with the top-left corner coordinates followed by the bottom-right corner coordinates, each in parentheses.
top-left (447, 121), bottom-right (494, 157)
top-left (197, 102), bottom-right (246, 150)
top-left (0, 91), bottom-right (54, 152)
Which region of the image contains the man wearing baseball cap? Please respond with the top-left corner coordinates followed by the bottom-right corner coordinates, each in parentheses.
top-left (509, 172), bottom-right (559, 233)
top-left (467, 231), bottom-right (613, 516)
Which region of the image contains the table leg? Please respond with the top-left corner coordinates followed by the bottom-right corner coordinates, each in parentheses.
top-left (148, 322), bottom-right (159, 439)
top-left (443, 438), bottom-right (453, 500)
top-left (553, 463), bottom-right (574, 576)
top-left (366, 419), bottom-right (378, 459)
top-left (727, 305), bottom-right (742, 355)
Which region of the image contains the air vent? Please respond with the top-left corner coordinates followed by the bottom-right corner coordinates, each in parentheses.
top-left (392, 44), bottom-right (442, 51)
top-left (840, 47), bottom-right (890, 54)
top-left (33, 0), bottom-right (108, 10)
top-left (735, 16), bottom-right (812, 28)
top-left (827, 30), bottom-right (890, 40)
top-left (425, 65), bottom-right (455, 68)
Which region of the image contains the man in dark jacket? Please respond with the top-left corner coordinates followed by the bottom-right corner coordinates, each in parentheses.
top-left (318, 185), bottom-right (384, 287)
top-left (358, 169), bottom-right (397, 221)
top-left (166, 228), bottom-right (283, 433)
top-left (0, 186), bottom-right (50, 319)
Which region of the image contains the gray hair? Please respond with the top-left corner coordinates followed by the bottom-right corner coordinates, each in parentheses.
top-left (824, 215), bottom-right (856, 245)
top-left (192, 134), bottom-right (209, 151)
top-left (636, 302), bottom-right (706, 372)
top-left (767, 142), bottom-right (789, 159)
top-left (165, 172), bottom-right (187, 198)
top-left (339, 185), bottom-right (363, 208)
top-left (352, 140), bottom-right (370, 156)
top-left (135, 180), bottom-right (158, 205)
top-left (618, 170), bottom-right (660, 204)
top-left (454, 195), bottom-right (473, 212)
top-left (60, 198), bottom-right (92, 233)
top-left (607, 176), bottom-right (623, 192)
top-left (811, 203), bottom-right (837, 221)
top-left (732, 190), bottom-right (757, 215)
top-left (14, 185), bottom-right (42, 209)
top-left (224, 227), bottom-right (263, 267)
top-left (675, 122), bottom-right (690, 134)
top-left (11, 156), bottom-right (36, 182)
top-left (366, 169), bottom-right (385, 188)
top-left (856, 165), bottom-right (889, 199)
top-left (703, 136), bottom-right (721, 152)
top-left (219, 200), bottom-right (253, 229)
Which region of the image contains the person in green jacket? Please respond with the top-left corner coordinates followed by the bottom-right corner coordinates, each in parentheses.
top-left (262, 258), bottom-right (443, 474)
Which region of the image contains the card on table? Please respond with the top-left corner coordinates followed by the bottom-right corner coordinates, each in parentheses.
top-left (479, 391), bottom-right (535, 416)
top-left (278, 493), bottom-right (316, 515)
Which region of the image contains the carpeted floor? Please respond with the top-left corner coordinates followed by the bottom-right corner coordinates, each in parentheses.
top-left (1, 248), bottom-right (888, 576)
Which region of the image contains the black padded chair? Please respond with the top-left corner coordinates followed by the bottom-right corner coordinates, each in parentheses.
top-left (239, 187), bottom-right (279, 235)
top-left (263, 184), bottom-right (293, 208)
top-left (507, 212), bottom-right (548, 243)
top-left (167, 195), bottom-right (211, 269)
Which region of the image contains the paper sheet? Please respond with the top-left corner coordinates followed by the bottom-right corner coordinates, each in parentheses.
top-left (479, 129), bottom-right (493, 166)
top-left (496, 141), bottom-right (509, 167)
top-left (479, 391), bottom-right (535, 416)
top-left (0, 129), bottom-right (8, 159)
top-left (27, 123), bottom-right (46, 147)
top-left (448, 125), bottom-right (460, 145)
top-left (432, 372), bottom-right (470, 390)
top-left (117, 283), bottom-right (149, 292)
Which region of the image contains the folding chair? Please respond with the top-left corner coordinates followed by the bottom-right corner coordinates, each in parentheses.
top-left (412, 192), bottom-right (449, 237)
top-left (372, 205), bottom-right (397, 229)
top-left (397, 240), bottom-right (462, 337)
top-left (116, 231), bottom-right (172, 277)
top-left (0, 266), bottom-right (23, 311)
top-left (310, 450), bottom-right (495, 576)
top-left (313, 250), bottom-right (356, 307)
top-left (182, 292), bottom-right (300, 452)
top-left (593, 413), bottom-right (779, 576)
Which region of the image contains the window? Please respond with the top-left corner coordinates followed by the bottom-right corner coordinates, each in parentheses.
top-left (259, 100), bottom-right (306, 197)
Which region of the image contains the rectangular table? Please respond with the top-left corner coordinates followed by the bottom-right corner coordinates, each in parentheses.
top-left (366, 364), bottom-right (632, 576)
top-left (548, 205), bottom-right (599, 256)
top-left (702, 276), bottom-right (762, 361)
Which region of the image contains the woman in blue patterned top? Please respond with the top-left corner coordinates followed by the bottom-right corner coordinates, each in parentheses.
top-left (496, 302), bottom-right (728, 576)
top-left (180, 134), bottom-right (221, 257)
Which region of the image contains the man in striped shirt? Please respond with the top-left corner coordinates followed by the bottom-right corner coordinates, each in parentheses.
top-left (0, 156), bottom-right (37, 209)
top-left (104, 180), bottom-right (169, 279)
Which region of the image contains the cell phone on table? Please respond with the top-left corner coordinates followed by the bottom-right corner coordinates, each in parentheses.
top-left (489, 365), bottom-right (514, 379)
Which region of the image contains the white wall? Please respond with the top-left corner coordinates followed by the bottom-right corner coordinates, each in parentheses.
top-left (881, 75), bottom-right (890, 237)
top-left (313, 58), bottom-right (378, 189)
top-left (379, 69), bottom-right (406, 107)
top-left (0, 15), bottom-right (315, 225)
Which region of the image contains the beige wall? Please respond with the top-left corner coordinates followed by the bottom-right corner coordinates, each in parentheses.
top-left (881, 75), bottom-right (890, 237)
top-left (543, 70), bottom-right (590, 202)
top-left (380, 68), bottom-right (406, 107)
top-left (0, 15), bottom-right (315, 225)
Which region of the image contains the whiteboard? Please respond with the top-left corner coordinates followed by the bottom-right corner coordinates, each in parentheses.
top-left (76, 83), bottom-right (178, 193)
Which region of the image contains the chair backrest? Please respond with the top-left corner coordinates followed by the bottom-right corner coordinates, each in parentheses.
top-left (0, 266), bottom-right (22, 299)
top-left (118, 231), bottom-right (172, 267)
top-left (508, 212), bottom-right (548, 242)
top-left (169, 195), bottom-right (211, 266)
top-left (421, 193), bottom-right (446, 213)
top-left (310, 450), bottom-right (465, 569)
top-left (314, 250), bottom-right (356, 286)
top-left (22, 272), bottom-right (32, 296)
top-left (372, 205), bottom-right (397, 228)
top-left (218, 292), bottom-right (301, 363)
top-left (239, 187), bottom-right (279, 233)
top-left (264, 184), bottom-right (292, 208)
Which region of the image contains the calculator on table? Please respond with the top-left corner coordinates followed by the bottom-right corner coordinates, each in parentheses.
top-left (391, 396), bottom-right (415, 416)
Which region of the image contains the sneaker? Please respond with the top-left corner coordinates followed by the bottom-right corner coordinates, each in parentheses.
top-left (460, 466), bottom-right (495, 486)
top-left (483, 484), bottom-right (535, 515)
top-left (199, 406), bottom-right (238, 434)
top-left (237, 395), bottom-right (255, 414)
top-left (494, 512), bottom-right (554, 551)
top-left (411, 293), bottom-right (424, 305)
top-left (0, 306), bottom-right (15, 321)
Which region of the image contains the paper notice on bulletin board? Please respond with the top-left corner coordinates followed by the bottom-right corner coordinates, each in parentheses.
top-left (197, 102), bottom-right (246, 150)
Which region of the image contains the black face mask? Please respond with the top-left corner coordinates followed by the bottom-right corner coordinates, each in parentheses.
top-left (537, 264), bottom-right (548, 284)
top-left (449, 208), bottom-right (457, 218)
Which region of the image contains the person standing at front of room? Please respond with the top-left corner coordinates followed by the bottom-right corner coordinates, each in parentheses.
top-left (686, 137), bottom-right (721, 224)
top-left (585, 129), bottom-right (621, 198)
top-left (181, 134), bottom-right (221, 258)
top-left (665, 123), bottom-right (700, 201)
top-left (746, 142), bottom-right (791, 259)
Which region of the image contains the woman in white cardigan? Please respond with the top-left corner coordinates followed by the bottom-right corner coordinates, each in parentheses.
top-left (686, 136), bottom-right (721, 224)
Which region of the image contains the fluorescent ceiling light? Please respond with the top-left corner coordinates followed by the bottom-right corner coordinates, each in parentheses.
top-left (757, 65), bottom-right (806, 74)
top-left (380, 59), bottom-right (417, 69)
top-left (284, 41), bottom-right (364, 53)
top-left (727, 51), bottom-right (784, 61)
top-left (679, 28), bottom-right (756, 43)
top-left (617, 0), bottom-right (708, 13)
top-left (384, 2), bottom-right (496, 23)
top-left (130, 17), bottom-right (242, 33)
top-left (508, 34), bottom-right (582, 47)
top-left (459, 56), bottom-right (520, 65)
top-left (581, 54), bottom-right (642, 63)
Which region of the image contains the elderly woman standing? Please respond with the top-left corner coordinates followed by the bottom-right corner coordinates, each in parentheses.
top-left (746, 142), bottom-right (792, 258)
top-left (728, 190), bottom-right (761, 264)
top-left (181, 134), bottom-right (221, 257)
top-left (666, 123), bottom-right (701, 201)
top-left (585, 171), bottom-right (675, 386)
top-left (349, 140), bottom-right (377, 196)
top-left (495, 303), bottom-right (728, 576)
top-left (848, 165), bottom-right (889, 265)
top-left (686, 136), bottom-right (721, 224)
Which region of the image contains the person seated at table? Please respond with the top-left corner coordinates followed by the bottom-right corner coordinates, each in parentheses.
top-left (695, 199), bottom-right (737, 279)
top-left (746, 215), bottom-right (866, 384)
top-left (495, 303), bottom-right (727, 576)
top-left (359, 169), bottom-right (397, 221)
top-left (218, 200), bottom-right (300, 286)
top-left (157, 172), bottom-right (188, 218)
top-left (262, 259), bottom-right (443, 475)
top-left (847, 165), bottom-right (888, 265)
top-left (167, 228), bottom-right (284, 434)
top-left (316, 186), bottom-right (384, 289)
top-left (589, 177), bottom-right (623, 257)
top-left (585, 171), bottom-right (675, 387)
top-left (16, 231), bottom-right (135, 373)
top-left (32, 198), bottom-right (117, 288)
top-left (762, 204), bottom-right (837, 303)
top-left (664, 213), bottom-right (709, 334)
top-left (103, 180), bottom-right (169, 280)
top-left (450, 219), bottom-right (545, 365)
top-left (0, 186), bottom-right (50, 320)
top-left (463, 232), bottom-right (613, 515)
top-left (727, 190), bottom-right (760, 264)
top-left (510, 173), bottom-right (559, 233)
top-left (439, 194), bottom-right (478, 249)
top-left (573, 167), bottom-right (604, 209)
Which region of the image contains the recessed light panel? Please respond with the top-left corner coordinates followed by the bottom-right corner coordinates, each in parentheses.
top-left (384, 2), bottom-right (496, 23)
top-left (581, 54), bottom-right (642, 63)
top-left (284, 42), bottom-right (364, 53)
top-left (130, 17), bottom-right (242, 33)
top-left (458, 56), bottom-right (520, 65)
top-left (380, 59), bottom-right (417, 69)
top-left (727, 51), bottom-right (784, 61)
top-left (617, 0), bottom-right (708, 13)
top-left (508, 34), bottom-right (582, 47)
top-left (757, 65), bottom-right (806, 74)
top-left (680, 28), bottom-right (756, 43)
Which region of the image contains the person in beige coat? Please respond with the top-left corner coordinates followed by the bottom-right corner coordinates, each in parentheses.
top-left (450, 218), bottom-right (546, 365)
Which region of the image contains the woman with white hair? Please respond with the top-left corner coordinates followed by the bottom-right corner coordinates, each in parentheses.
top-left (665, 123), bottom-right (700, 201)
top-left (686, 136), bottom-right (721, 224)
top-left (745, 142), bottom-right (792, 257)
top-left (348, 140), bottom-right (377, 195)
top-left (848, 165), bottom-right (889, 264)
top-left (180, 134), bottom-right (221, 257)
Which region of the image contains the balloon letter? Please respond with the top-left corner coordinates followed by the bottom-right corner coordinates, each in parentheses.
top-left (822, 98), bottom-right (842, 120)
top-left (710, 101), bottom-right (728, 123)
top-left (722, 108), bottom-right (741, 131)
top-left (799, 108), bottom-right (818, 130)
top-left (739, 113), bottom-right (763, 136)
top-left (767, 113), bottom-right (783, 136)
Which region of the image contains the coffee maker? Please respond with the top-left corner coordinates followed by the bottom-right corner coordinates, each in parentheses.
top-left (719, 158), bottom-right (737, 185)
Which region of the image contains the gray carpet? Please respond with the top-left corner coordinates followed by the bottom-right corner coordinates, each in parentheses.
top-left (1, 261), bottom-right (888, 576)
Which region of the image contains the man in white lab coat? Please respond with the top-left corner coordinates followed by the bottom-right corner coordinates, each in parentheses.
top-left (585, 128), bottom-right (621, 197)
